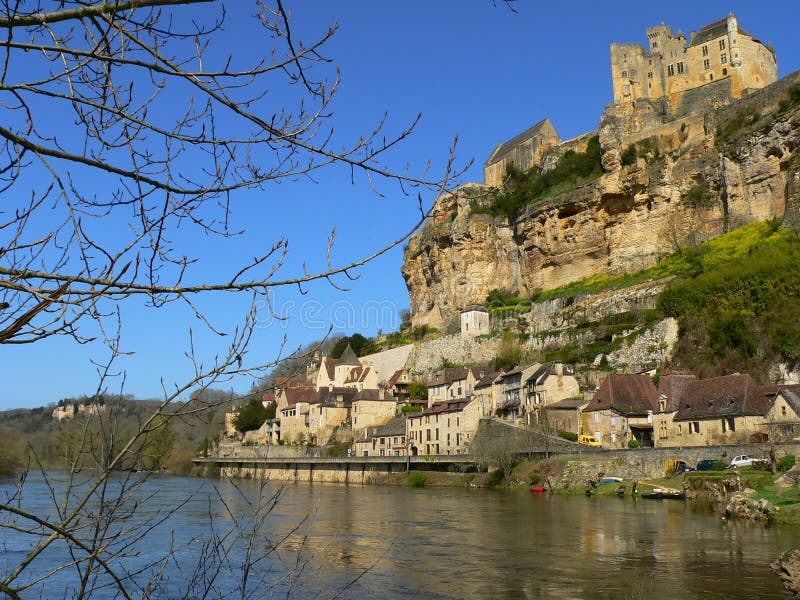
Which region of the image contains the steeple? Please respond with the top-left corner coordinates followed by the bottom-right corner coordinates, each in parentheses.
top-left (336, 344), bottom-right (361, 367)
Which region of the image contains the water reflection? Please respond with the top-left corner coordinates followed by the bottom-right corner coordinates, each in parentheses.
top-left (1, 473), bottom-right (799, 599)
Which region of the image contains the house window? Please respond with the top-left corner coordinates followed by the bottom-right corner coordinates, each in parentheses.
top-left (659, 421), bottom-right (668, 438)
top-left (782, 406), bottom-right (788, 417)
top-left (703, 59), bottom-right (710, 70)
top-left (721, 53), bottom-right (728, 64)
top-left (457, 417), bottom-right (460, 427)
top-left (611, 433), bottom-right (617, 443)
top-left (447, 433), bottom-right (451, 445)
top-left (426, 429), bottom-right (431, 441)
top-left (677, 62), bottom-right (684, 74)
top-left (690, 421), bottom-right (700, 434)
top-left (719, 39), bottom-right (726, 50)
top-left (436, 428), bottom-right (439, 440)
top-left (702, 45), bottom-right (709, 57)
top-left (667, 64), bottom-right (675, 77)
top-left (677, 424), bottom-right (682, 435)
top-left (594, 412), bottom-right (600, 423)
top-left (611, 415), bottom-right (617, 428)
top-left (722, 68), bottom-right (728, 76)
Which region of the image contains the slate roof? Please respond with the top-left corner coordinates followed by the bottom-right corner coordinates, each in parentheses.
top-left (461, 304), bottom-right (488, 313)
top-left (353, 388), bottom-right (393, 402)
top-left (526, 362), bottom-right (572, 386)
top-left (430, 368), bottom-right (469, 387)
top-left (777, 388), bottom-right (800, 416)
top-left (343, 365), bottom-right (372, 385)
top-left (584, 374), bottom-right (658, 416)
top-left (689, 15), bottom-right (750, 47)
top-left (545, 397), bottom-right (589, 410)
top-left (657, 371), bottom-right (697, 413)
top-left (336, 344), bottom-right (361, 367)
top-left (314, 387), bottom-right (357, 407)
top-left (673, 374), bottom-right (765, 421)
top-left (475, 371), bottom-right (500, 389)
top-left (321, 357), bottom-right (336, 381)
top-left (485, 118), bottom-right (558, 166)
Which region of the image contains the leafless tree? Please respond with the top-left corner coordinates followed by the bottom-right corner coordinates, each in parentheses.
top-left (0, 0), bottom-right (469, 596)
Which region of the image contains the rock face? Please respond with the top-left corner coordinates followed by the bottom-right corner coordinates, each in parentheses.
top-left (403, 72), bottom-right (800, 329)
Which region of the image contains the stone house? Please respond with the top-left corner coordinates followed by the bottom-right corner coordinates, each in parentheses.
top-left (276, 386), bottom-right (317, 444)
top-left (670, 374), bottom-right (770, 446)
top-left (426, 367), bottom-right (485, 406)
top-left (460, 305), bottom-right (490, 337)
top-left (305, 387), bottom-right (358, 445)
top-left (354, 416), bottom-right (407, 457)
top-left (762, 386), bottom-right (800, 442)
top-left (351, 389), bottom-right (397, 438)
top-left (652, 371), bottom-right (697, 446)
top-left (542, 397), bottom-right (590, 436)
top-left (582, 374), bottom-right (658, 448)
top-left (522, 362), bottom-right (580, 425)
top-left (483, 118), bottom-right (560, 186)
top-left (496, 363), bottom-right (541, 422)
top-left (610, 14), bottom-right (776, 107)
top-left (406, 398), bottom-right (480, 456)
top-left (473, 370), bottom-right (500, 416)
top-left (386, 369), bottom-right (414, 404)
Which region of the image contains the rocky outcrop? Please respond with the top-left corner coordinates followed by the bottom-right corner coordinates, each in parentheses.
top-left (403, 72), bottom-right (800, 329)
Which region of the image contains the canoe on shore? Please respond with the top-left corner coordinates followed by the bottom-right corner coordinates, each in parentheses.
top-left (641, 490), bottom-right (686, 500)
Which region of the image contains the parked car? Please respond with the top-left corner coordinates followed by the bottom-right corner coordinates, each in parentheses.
top-left (696, 459), bottom-right (719, 471)
top-left (578, 434), bottom-right (601, 447)
top-left (728, 455), bottom-right (768, 469)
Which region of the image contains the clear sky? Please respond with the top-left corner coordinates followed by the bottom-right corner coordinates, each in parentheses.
top-left (2, 1), bottom-right (798, 409)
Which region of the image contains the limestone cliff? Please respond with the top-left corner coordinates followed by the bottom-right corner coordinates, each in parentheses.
top-left (403, 72), bottom-right (800, 328)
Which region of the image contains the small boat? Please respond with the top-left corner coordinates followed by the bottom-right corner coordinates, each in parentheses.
top-left (641, 488), bottom-right (685, 500)
top-left (601, 477), bottom-right (622, 483)
top-left (530, 485), bottom-right (546, 493)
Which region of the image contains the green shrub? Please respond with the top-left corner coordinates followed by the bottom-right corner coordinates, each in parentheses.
top-left (620, 144), bottom-right (637, 166)
top-left (558, 430), bottom-right (578, 442)
top-left (779, 455), bottom-right (796, 472)
top-left (406, 471), bottom-right (427, 487)
top-left (529, 472), bottom-right (542, 485)
top-left (401, 404), bottom-right (422, 414)
top-left (713, 460), bottom-right (727, 470)
top-left (628, 439), bottom-right (641, 449)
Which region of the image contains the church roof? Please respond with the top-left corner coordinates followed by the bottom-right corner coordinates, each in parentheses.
top-left (485, 118), bottom-right (558, 166)
top-left (336, 344), bottom-right (361, 367)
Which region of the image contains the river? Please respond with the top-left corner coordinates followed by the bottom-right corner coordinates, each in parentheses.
top-left (1, 472), bottom-right (799, 599)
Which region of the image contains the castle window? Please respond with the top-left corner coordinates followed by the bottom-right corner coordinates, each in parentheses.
top-left (703, 59), bottom-right (710, 70)
top-left (630, 69), bottom-right (637, 79)
top-left (623, 84), bottom-right (630, 96)
top-left (647, 71), bottom-right (653, 79)
top-left (719, 39), bottom-right (726, 50)
top-left (621, 70), bottom-right (627, 78)
top-left (652, 41), bottom-right (658, 49)
top-left (720, 53), bottom-right (727, 64)
top-left (677, 62), bottom-right (684, 74)
top-left (667, 64), bottom-right (675, 77)
top-left (702, 45), bottom-right (709, 57)
top-left (722, 68), bottom-right (728, 76)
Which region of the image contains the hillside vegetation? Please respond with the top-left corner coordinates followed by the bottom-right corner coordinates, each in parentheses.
top-left (530, 221), bottom-right (800, 379)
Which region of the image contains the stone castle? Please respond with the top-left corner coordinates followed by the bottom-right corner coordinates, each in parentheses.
top-left (483, 14), bottom-right (777, 186)
top-left (404, 13), bottom-right (799, 331)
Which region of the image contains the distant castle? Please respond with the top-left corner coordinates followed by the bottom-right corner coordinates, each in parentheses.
top-left (483, 14), bottom-right (777, 186)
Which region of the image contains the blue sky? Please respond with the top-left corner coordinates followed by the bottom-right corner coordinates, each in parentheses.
top-left (2, 1), bottom-right (798, 409)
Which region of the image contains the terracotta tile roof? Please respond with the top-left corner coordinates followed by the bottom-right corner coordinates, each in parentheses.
top-left (673, 374), bottom-right (766, 421)
top-left (262, 393), bottom-right (276, 404)
top-left (284, 387), bottom-right (317, 406)
top-left (584, 374), bottom-right (658, 416)
top-left (386, 369), bottom-right (407, 389)
top-left (657, 372), bottom-right (697, 412)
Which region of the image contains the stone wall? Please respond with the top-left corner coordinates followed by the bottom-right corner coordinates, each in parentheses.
top-left (359, 344), bottom-right (414, 383)
top-left (405, 333), bottom-right (500, 374)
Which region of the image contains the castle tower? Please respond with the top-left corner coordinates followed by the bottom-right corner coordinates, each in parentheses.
top-left (727, 13), bottom-right (742, 67)
top-left (645, 23), bottom-right (672, 54)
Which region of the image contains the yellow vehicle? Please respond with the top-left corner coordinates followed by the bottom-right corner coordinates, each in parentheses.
top-left (578, 434), bottom-right (601, 447)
